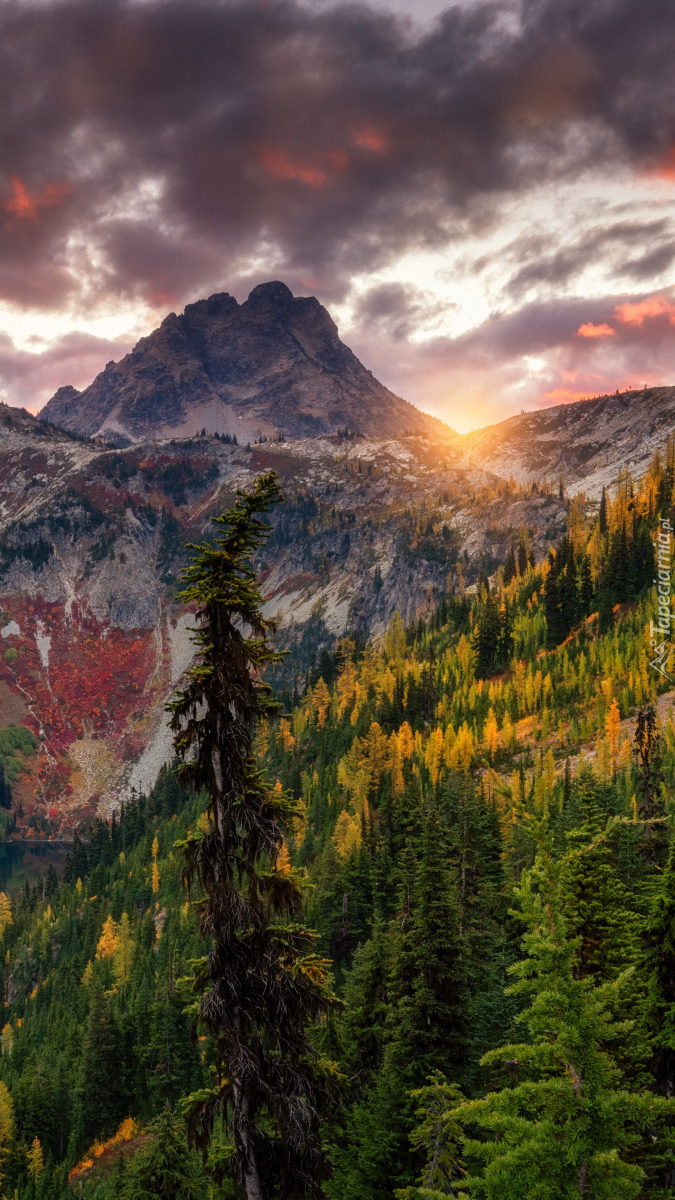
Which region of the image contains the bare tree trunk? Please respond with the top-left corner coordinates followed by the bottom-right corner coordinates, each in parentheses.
top-left (233, 1083), bottom-right (264, 1200)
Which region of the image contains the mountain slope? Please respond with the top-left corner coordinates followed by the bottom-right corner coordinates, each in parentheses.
top-left (460, 386), bottom-right (675, 496)
top-left (0, 404), bottom-right (567, 827)
top-left (41, 282), bottom-right (451, 444)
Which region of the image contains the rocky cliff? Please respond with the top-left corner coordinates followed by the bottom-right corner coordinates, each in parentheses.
top-left (41, 282), bottom-right (450, 444)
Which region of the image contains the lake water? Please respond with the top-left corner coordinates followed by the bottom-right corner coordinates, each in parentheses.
top-left (0, 842), bottom-right (71, 893)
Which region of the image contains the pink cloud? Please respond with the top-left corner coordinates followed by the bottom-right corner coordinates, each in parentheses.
top-left (614, 295), bottom-right (675, 325)
top-left (576, 322), bottom-right (616, 338)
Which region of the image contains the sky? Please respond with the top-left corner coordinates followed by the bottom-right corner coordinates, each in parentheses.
top-left (0, 0), bottom-right (674, 432)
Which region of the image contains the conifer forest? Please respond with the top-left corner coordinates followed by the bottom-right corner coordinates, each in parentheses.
top-left (2, 446), bottom-right (675, 1200)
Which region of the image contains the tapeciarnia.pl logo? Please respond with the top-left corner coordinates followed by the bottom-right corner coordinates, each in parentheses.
top-left (649, 517), bottom-right (674, 679)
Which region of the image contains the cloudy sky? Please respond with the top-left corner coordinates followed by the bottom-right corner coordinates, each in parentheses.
top-left (0, 0), bottom-right (674, 431)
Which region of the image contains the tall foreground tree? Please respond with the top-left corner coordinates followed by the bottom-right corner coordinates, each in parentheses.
top-left (169, 472), bottom-right (339, 1200)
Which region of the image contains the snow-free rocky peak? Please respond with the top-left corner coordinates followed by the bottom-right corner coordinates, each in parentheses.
top-left (40, 282), bottom-right (452, 444)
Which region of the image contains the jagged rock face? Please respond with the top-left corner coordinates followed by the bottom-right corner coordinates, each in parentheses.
top-left (41, 282), bottom-right (449, 443)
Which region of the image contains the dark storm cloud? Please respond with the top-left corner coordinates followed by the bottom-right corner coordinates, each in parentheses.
top-left (506, 220), bottom-right (675, 297)
top-left (0, 0), bottom-right (673, 313)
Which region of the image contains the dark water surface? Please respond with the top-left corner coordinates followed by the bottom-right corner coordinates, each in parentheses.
top-left (0, 842), bottom-right (70, 892)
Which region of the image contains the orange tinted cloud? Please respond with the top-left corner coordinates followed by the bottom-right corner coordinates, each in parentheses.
top-left (5, 176), bottom-right (69, 221)
top-left (614, 295), bottom-right (675, 325)
top-left (650, 145), bottom-right (675, 181)
top-left (577, 321), bottom-right (615, 338)
top-left (258, 147), bottom-right (348, 187)
top-left (351, 125), bottom-right (389, 152)
top-left (543, 387), bottom-right (590, 404)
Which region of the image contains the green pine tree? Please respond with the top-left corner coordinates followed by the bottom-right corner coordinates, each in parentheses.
top-left (169, 472), bottom-right (340, 1200)
top-left (404, 828), bottom-right (674, 1199)
top-left (120, 1105), bottom-right (201, 1200)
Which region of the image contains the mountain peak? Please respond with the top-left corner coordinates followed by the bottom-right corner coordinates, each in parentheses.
top-left (244, 280), bottom-right (294, 313)
top-left (40, 283), bottom-right (450, 444)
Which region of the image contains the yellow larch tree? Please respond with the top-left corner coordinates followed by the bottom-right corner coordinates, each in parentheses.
top-left (484, 708), bottom-right (499, 762)
top-left (96, 915), bottom-right (118, 961)
top-left (398, 721), bottom-right (415, 760)
top-left (275, 840), bottom-right (292, 875)
top-left (27, 1136), bottom-right (43, 1184)
top-left (424, 726), bottom-right (444, 786)
top-left (333, 810), bottom-right (361, 859)
top-left (312, 677), bottom-right (331, 728)
top-left (365, 721), bottom-right (389, 792)
top-left (606, 697), bottom-right (621, 769)
top-left (0, 894), bottom-right (12, 941)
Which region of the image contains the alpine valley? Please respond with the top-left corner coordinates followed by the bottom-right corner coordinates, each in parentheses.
top-left (2, 282), bottom-right (675, 1200)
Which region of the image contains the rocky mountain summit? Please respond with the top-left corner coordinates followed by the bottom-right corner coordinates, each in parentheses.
top-left (41, 282), bottom-right (450, 444)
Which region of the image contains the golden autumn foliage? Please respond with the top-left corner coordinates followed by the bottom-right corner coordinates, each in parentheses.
top-left (27, 1135), bottom-right (43, 1183)
top-left (333, 810), bottom-right (362, 858)
top-left (312, 677), bottom-right (331, 727)
top-left (68, 1117), bottom-right (139, 1181)
top-left (95, 915), bottom-right (118, 960)
top-left (0, 894), bottom-right (12, 941)
top-left (606, 698), bottom-right (621, 767)
top-left (275, 840), bottom-right (292, 875)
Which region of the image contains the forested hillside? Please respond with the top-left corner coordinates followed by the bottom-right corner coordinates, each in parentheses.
top-left (0, 443), bottom-right (675, 1196)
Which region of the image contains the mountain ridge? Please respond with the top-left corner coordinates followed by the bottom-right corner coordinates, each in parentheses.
top-left (460, 385), bottom-right (675, 497)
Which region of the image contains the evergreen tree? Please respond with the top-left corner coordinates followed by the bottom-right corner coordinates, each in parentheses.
top-left (560, 771), bottom-right (638, 982)
top-left (120, 1105), bottom-right (201, 1200)
top-left (404, 835), bottom-right (674, 1199)
top-left (634, 704), bottom-right (667, 865)
top-left (643, 836), bottom-right (675, 1099)
top-left (544, 550), bottom-right (562, 648)
top-left (517, 539), bottom-right (528, 577)
top-left (334, 813), bottom-right (467, 1198)
top-left (0, 758), bottom-right (11, 809)
top-left (169, 472), bottom-right (339, 1200)
top-left (599, 486), bottom-right (608, 535)
top-left (503, 544), bottom-right (516, 585)
top-left (472, 594), bottom-right (502, 679)
top-left (579, 553), bottom-right (594, 616)
top-left (75, 984), bottom-right (127, 1148)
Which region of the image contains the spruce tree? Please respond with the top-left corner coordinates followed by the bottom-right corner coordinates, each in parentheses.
top-left (634, 704), bottom-right (666, 865)
top-left (643, 836), bottom-right (675, 1099)
top-left (544, 550), bottom-right (562, 648)
top-left (403, 834), bottom-right (675, 1199)
top-left (120, 1105), bottom-right (201, 1200)
top-left (334, 812), bottom-right (467, 1198)
top-left (75, 984), bottom-right (127, 1147)
top-left (169, 472), bottom-right (339, 1200)
top-left (560, 770), bottom-right (638, 982)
